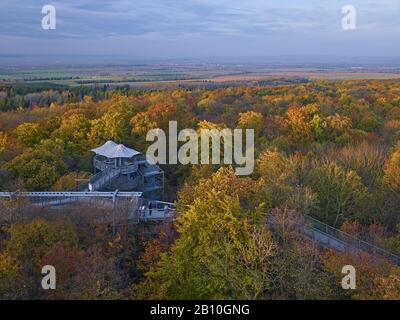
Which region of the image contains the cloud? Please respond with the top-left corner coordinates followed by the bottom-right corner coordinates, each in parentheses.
top-left (0, 0), bottom-right (397, 38)
top-left (0, 0), bottom-right (399, 56)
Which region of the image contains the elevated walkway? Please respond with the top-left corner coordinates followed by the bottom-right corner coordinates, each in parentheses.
top-left (268, 214), bottom-right (400, 266)
top-left (2, 189), bottom-right (397, 264)
top-left (90, 158), bottom-right (163, 195)
top-left (0, 191), bottom-right (175, 222)
top-left (88, 168), bottom-right (121, 192)
top-left (302, 215), bottom-right (400, 265)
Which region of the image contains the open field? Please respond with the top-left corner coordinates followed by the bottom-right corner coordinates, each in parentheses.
top-left (1, 64), bottom-right (400, 88)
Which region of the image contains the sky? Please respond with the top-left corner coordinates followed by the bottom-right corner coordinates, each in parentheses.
top-left (0, 0), bottom-right (399, 61)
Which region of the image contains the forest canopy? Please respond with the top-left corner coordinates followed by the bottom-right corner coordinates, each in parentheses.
top-left (1, 79), bottom-right (400, 299)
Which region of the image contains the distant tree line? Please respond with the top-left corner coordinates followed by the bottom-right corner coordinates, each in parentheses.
top-left (0, 78), bottom-right (309, 112)
top-left (0, 84), bottom-right (138, 111)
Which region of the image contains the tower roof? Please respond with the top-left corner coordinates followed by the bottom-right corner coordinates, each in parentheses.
top-left (91, 140), bottom-right (141, 158)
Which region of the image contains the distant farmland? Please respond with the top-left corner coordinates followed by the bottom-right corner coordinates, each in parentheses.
top-left (1, 64), bottom-right (400, 88)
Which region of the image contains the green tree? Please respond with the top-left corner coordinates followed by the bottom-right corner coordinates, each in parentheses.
top-left (0, 252), bottom-right (20, 298)
top-left (51, 171), bottom-right (91, 191)
top-left (357, 112), bottom-right (381, 132)
top-left (379, 142), bottom-right (400, 227)
top-left (2, 218), bottom-right (79, 298)
top-left (238, 111), bottom-right (265, 136)
top-left (15, 122), bottom-right (47, 147)
top-left (383, 142), bottom-right (400, 192)
top-left (256, 148), bottom-right (298, 206)
top-left (0, 131), bottom-right (7, 153)
top-left (8, 146), bottom-right (67, 190)
top-left (137, 168), bottom-right (274, 299)
top-left (52, 113), bottom-right (91, 155)
top-left (89, 98), bottom-right (136, 145)
top-left (5, 218), bottom-right (79, 267)
top-left (308, 162), bottom-right (369, 226)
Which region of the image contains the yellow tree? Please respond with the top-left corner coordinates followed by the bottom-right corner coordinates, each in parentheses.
top-left (285, 105), bottom-right (313, 145)
top-left (308, 162), bottom-right (369, 226)
top-left (52, 113), bottom-right (91, 155)
top-left (8, 145), bottom-right (67, 190)
top-left (0, 252), bottom-right (20, 298)
top-left (322, 250), bottom-right (400, 300)
top-left (0, 131), bottom-right (7, 153)
top-left (238, 111), bottom-right (265, 136)
top-left (15, 122), bottom-right (47, 147)
top-left (136, 168), bottom-right (274, 299)
top-left (383, 142), bottom-right (400, 192)
top-left (256, 148), bottom-right (299, 206)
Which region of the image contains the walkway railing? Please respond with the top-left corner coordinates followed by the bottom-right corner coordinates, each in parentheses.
top-left (2, 187), bottom-right (398, 264)
top-left (89, 168), bottom-right (120, 191)
top-left (302, 215), bottom-right (400, 265)
top-left (0, 191), bottom-right (176, 223)
top-left (138, 200), bottom-right (175, 221)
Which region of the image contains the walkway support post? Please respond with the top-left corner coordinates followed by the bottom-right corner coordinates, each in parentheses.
top-left (112, 190), bottom-right (118, 239)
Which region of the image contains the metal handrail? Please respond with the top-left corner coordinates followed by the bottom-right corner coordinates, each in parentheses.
top-left (89, 167), bottom-right (120, 191)
top-left (0, 191), bottom-right (143, 198)
top-left (302, 214), bottom-right (400, 265)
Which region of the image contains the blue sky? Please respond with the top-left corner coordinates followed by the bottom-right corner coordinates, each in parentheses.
top-left (0, 0), bottom-right (399, 59)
